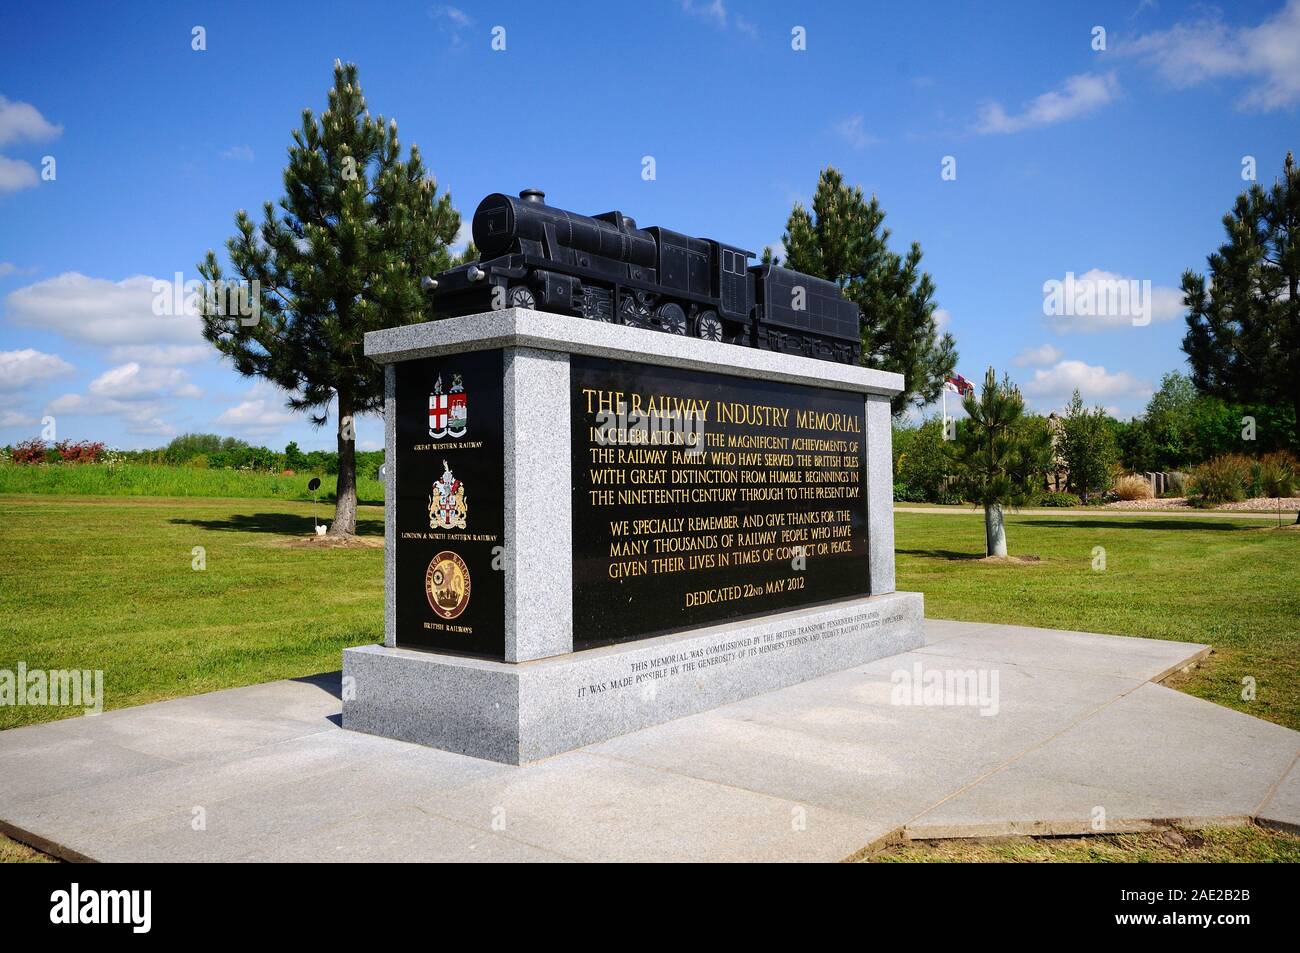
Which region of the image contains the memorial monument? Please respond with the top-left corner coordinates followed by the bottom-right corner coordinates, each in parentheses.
top-left (342, 191), bottom-right (924, 763)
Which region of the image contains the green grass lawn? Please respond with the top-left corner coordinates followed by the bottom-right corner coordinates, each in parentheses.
top-left (1, 499), bottom-right (1296, 735)
top-left (895, 511), bottom-right (1300, 730)
top-left (0, 496), bottom-right (1296, 864)
top-left (0, 495), bottom-right (383, 731)
top-left (0, 462), bottom-right (383, 504)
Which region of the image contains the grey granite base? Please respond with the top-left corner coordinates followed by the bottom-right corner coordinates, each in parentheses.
top-left (343, 589), bottom-right (923, 764)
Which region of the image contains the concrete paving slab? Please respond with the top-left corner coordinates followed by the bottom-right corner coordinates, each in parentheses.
top-left (412, 751), bottom-right (882, 863)
top-left (914, 622), bottom-right (1209, 682)
top-left (1257, 759), bottom-right (1300, 832)
top-left (0, 621), bottom-right (1291, 862)
top-left (0, 728), bottom-right (415, 844)
top-left (908, 683), bottom-right (1299, 838)
top-left (74, 746), bottom-right (522, 863)
top-left (0, 735), bottom-right (180, 803)
top-left (581, 650), bottom-right (1145, 827)
top-left (237, 805), bottom-right (569, 863)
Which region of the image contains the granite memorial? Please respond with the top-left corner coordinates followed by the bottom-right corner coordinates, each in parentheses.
top-left (342, 191), bottom-right (924, 763)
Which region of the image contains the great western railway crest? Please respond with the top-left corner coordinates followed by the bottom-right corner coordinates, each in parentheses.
top-left (429, 460), bottom-right (468, 530)
top-left (428, 373), bottom-right (468, 439)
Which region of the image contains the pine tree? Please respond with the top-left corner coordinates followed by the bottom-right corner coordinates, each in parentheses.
top-left (198, 61), bottom-right (463, 536)
top-left (776, 167), bottom-right (957, 413)
top-left (1182, 151), bottom-right (1300, 452)
top-left (1059, 391), bottom-right (1119, 503)
top-left (949, 367), bottom-right (1051, 557)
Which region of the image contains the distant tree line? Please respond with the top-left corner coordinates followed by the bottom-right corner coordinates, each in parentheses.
top-left (893, 369), bottom-right (1296, 508)
top-left (2, 432), bottom-right (385, 483)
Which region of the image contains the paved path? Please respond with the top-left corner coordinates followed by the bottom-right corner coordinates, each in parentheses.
top-left (1, 620), bottom-right (1295, 862)
top-left (896, 505), bottom-right (1298, 521)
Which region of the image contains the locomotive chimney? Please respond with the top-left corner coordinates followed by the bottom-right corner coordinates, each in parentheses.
top-left (519, 188), bottom-right (546, 204)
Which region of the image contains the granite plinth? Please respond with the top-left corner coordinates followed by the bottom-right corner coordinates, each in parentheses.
top-left (344, 590), bottom-right (923, 763)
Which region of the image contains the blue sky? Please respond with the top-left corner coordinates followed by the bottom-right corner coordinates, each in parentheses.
top-left (1, 0), bottom-right (1297, 450)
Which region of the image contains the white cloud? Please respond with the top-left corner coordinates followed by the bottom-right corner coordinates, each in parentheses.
top-left (0, 96), bottom-right (62, 147)
top-left (680, 0), bottom-right (756, 35)
top-left (106, 344), bottom-right (210, 365)
top-left (0, 409), bottom-right (39, 428)
top-left (450, 219), bottom-right (472, 253)
top-left (1124, 0), bottom-right (1300, 110)
top-left (734, 14), bottom-right (758, 39)
top-left (438, 5), bottom-right (473, 28)
top-left (976, 72), bottom-right (1119, 134)
top-left (87, 362), bottom-right (201, 400)
top-left (215, 381), bottom-right (297, 435)
top-left (834, 115), bottom-right (879, 150)
top-left (125, 416), bottom-right (177, 437)
top-left (431, 5), bottom-right (474, 43)
top-left (0, 348), bottom-right (73, 390)
top-left (681, 0), bottom-right (728, 29)
top-left (5, 272), bottom-right (205, 347)
top-left (44, 392), bottom-right (175, 435)
top-left (932, 308), bottom-right (951, 333)
top-left (41, 360), bottom-right (200, 437)
top-left (0, 155), bottom-right (39, 193)
top-left (1012, 343), bottom-right (1063, 367)
top-left (219, 145), bottom-right (254, 162)
top-left (1043, 268), bottom-right (1184, 332)
top-left (1022, 359), bottom-right (1151, 405)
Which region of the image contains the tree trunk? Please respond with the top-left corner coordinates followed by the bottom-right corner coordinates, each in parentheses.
top-left (330, 389), bottom-right (358, 538)
top-left (984, 502), bottom-right (1007, 557)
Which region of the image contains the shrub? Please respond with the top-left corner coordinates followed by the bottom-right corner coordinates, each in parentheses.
top-left (51, 440), bottom-right (106, 464)
top-left (1038, 491), bottom-right (1081, 507)
top-left (1059, 392), bottom-right (1119, 502)
top-left (1188, 454), bottom-right (1251, 506)
top-left (1253, 451), bottom-right (1297, 498)
top-left (894, 419), bottom-right (952, 503)
top-left (11, 439), bottom-right (46, 464)
top-left (1114, 473), bottom-right (1155, 501)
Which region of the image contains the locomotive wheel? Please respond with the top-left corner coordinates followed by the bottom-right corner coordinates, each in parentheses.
top-left (619, 292), bottom-right (648, 326)
top-left (506, 285), bottom-right (536, 310)
top-left (694, 310), bottom-right (724, 342)
top-left (656, 302), bottom-right (687, 335)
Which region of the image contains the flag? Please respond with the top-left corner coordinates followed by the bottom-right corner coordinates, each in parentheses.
top-left (945, 373), bottom-right (974, 397)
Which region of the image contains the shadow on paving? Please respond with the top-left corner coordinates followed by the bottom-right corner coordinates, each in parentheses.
top-left (169, 512), bottom-right (384, 536)
top-left (293, 670), bottom-right (343, 700)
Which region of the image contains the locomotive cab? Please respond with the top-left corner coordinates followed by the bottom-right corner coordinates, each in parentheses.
top-left (717, 245), bottom-right (752, 320)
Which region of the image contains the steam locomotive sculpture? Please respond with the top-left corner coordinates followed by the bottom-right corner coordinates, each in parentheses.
top-left (424, 190), bottom-right (862, 365)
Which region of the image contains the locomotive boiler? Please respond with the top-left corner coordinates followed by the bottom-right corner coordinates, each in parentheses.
top-left (425, 190), bottom-right (862, 365)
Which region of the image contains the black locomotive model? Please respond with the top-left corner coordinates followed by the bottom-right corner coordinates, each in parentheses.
top-left (425, 190), bottom-right (862, 365)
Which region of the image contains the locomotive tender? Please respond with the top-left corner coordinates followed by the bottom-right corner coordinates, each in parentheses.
top-left (426, 190), bottom-right (862, 365)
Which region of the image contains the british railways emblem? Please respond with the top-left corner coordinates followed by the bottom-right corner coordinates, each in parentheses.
top-left (425, 551), bottom-right (471, 620)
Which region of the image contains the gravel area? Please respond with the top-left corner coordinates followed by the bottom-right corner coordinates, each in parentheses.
top-left (1105, 496), bottom-right (1300, 512)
